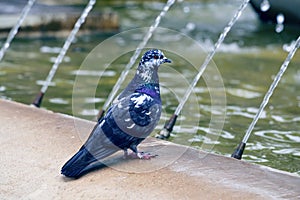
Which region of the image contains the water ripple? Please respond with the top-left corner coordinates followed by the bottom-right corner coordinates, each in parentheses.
top-left (271, 115), bottom-right (300, 123)
top-left (49, 98), bottom-right (69, 105)
top-left (255, 130), bottom-right (300, 143)
top-left (40, 46), bottom-right (61, 54)
top-left (227, 88), bottom-right (262, 99)
top-left (84, 97), bottom-right (105, 103)
top-left (227, 105), bottom-right (267, 119)
top-left (272, 148), bottom-right (300, 156)
top-left (196, 126), bottom-right (235, 139)
top-left (71, 70), bottom-right (116, 77)
top-left (246, 142), bottom-right (275, 151)
top-left (80, 109), bottom-right (98, 116)
top-left (242, 154), bottom-right (269, 163)
top-left (188, 135), bottom-right (221, 145)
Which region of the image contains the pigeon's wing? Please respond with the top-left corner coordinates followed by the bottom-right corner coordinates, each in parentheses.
top-left (111, 92), bottom-right (162, 139)
top-left (84, 123), bottom-right (121, 157)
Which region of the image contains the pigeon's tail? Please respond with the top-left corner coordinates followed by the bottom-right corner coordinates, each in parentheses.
top-left (61, 142), bottom-right (119, 178)
top-left (61, 146), bottom-right (97, 178)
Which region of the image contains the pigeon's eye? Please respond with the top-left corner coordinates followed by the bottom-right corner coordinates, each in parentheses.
top-left (153, 55), bottom-right (159, 59)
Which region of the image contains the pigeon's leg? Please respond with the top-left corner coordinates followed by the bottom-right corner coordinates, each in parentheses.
top-left (123, 148), bottom-right (139, 159)
top-left (125, 145), bottom-right (157, 160)
top-left (123, 149), bottom-right (128, 159)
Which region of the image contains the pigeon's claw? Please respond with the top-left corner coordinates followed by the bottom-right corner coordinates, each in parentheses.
top-left (137, 152), bottom-right (158, 160)
top-left (124, 151), bottom-right (157, 160)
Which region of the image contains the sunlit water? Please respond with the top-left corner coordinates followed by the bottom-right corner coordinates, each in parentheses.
top-left (0, 0), bottom-right (36, 61)
top-left (0, 0), bottom-right (299, 175)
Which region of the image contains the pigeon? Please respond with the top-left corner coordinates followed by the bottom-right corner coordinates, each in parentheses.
top-left (61, 49), bottom-right (171, 178)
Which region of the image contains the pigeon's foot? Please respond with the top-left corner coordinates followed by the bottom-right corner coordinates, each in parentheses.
top-left (137, 152), bottom-right (158, 160)
top-left (124, 151), bottom-right (157, 160)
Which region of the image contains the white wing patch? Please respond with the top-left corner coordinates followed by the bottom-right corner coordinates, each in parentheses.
top-left (125, 118), bottom-right (131, 122)
top-left (130, 94), bottom-right (152, 108)
top-left (127, 123), bottom-right (136, 129)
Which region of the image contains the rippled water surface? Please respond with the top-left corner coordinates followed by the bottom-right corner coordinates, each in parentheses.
top-left (0, 0), bottom-right (299, 174)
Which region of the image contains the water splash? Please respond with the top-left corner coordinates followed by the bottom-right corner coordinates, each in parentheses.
top-left (275, 13), bottom-right (285, 33)
top-left (175, 0), bottom-right (250, 116)
top-left (282, 40), bottom-right (299, 52)
top-left (0, 0), bottom-right (36, 62)
top-left (183, 6), bottom-right (190, 13)
top-left (40, 0), bottom-right (96, 94)
top-left (260, 0), bottom-right (270, 12)
top-left (0, 86), bottom-right (6, 92)
top-left (185, 22), bottom-right (196, 32)
top-left (242, 36), bottom-right (300, 143)
top-left (102, 0), bottom-right (176, 111)
top-left (157, 0), bottom-right (250, 140)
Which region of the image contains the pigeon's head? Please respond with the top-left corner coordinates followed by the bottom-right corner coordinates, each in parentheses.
top-left (140, 49), bottom-right (171, 68)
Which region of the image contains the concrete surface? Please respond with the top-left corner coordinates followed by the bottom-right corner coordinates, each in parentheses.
top-left (0, 99), bottom-right (299, 199)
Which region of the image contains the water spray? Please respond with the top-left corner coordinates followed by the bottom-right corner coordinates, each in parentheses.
top-left (0, 0), bottom-right (36, 62)
top-left (32, 0), bottom-right (96, 107)
top-left (156, 0), bottom-right (250, 139)
top-left (232, 36), bottom-right (300, 159)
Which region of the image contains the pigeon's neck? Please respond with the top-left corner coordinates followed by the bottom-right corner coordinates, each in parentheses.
top-left (136, 62), bottom-right (159, 84)
top-left (135, 83), bottom-right (161, 101)
top-left (115, 62), bottom-right (159, 102)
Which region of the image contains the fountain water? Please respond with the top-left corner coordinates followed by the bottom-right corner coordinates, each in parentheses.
top-left (32, 0), bottom-right (96, 107)
top-left (96, 0), bottom-right (176, 120)
top-left (157, 0), bottom-right (251, 139)
top-left (275, 13), bottom-right (285, 33)
top-left (0, 0), bottom-right (36, 62)
top-left (232, 35), bottom-right (300, 159)
top-left (260, 0), bottom-right (270, 12)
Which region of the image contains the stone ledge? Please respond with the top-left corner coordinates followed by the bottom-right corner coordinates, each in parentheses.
top-left (0, 99), bottom-right (299, 199)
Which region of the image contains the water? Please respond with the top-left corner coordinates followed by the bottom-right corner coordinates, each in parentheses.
top-left (242, 36), bottom-right (300, 144)
top-left (0, 0), bottom-right (300, 175)
top-left (0, 0), bottom-right (36, 61)
top-left (39, 0), bottom-right (96, 95)
top-left (175, 0), bottom-right (250, 116)
top-left (275, 13), bottom-right (285, 33)
top-left (260, 0), bottom-right (270, 12)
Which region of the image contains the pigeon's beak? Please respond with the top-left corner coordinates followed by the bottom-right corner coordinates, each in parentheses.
top-left (163, 57), bottom-right (172, 63)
